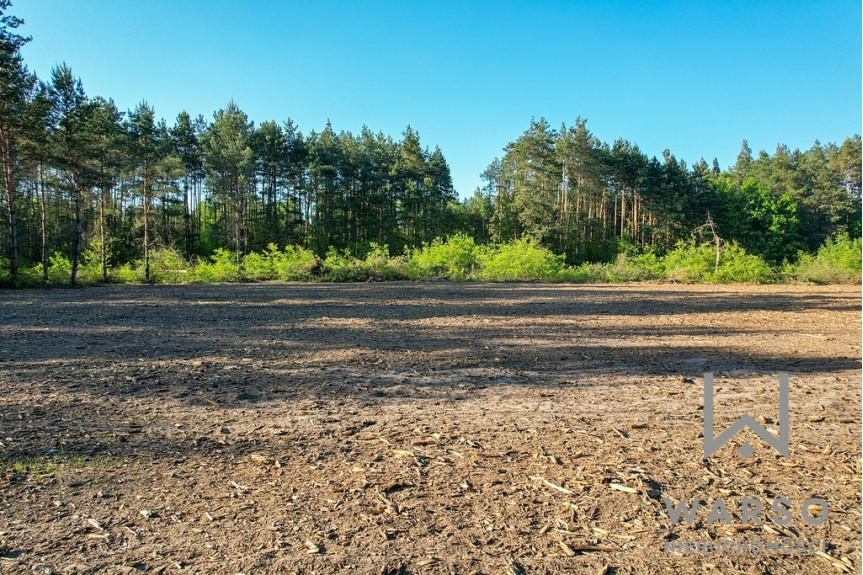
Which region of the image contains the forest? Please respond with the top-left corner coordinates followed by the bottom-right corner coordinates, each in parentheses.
top-left (1, 2), bottom-right (861, 286)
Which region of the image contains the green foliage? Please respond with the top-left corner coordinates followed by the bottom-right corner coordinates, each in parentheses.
top-left (240, 250), bottom-right (273, 281)
top-left (148, 249), bottom-right (192, 284)
top-left (406, 233), bottom-right (479, 280)
top-left (78, 242), bottom-right (106, 283)
top-left (790, 234), bottom-right (862, 284)
top-left (270, 245), bottom-right (320, 281)
top-left (0, 258), bottom-right (42, 287)
top-left (477, 239), bottom-right (563, 281)
top-left (192, 248), bottom-right (240, 283)
top-left (663, 241), bottom-right (774, 283)
top-left (600, 251), bottom-right (664, 282)
top-left (737, 180), bottom-right (802, 264)
top-left (321, 248), bottom-right (370, 282)
top-left (557, 263), bottom-right (605, 283)
top-left (241, 244), bottom-right (320, 281)
top-left (111, 262), bottom-right (138, 284)
top-left (46, 253), bottom-right (72, 284)
top-left (363, 243), bottom-right (407, 280)
top-left (710, 243), bottom-right (775, 283)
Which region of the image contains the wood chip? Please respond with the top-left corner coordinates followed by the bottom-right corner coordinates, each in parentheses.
top-left (86, 518), bottom-right (104, 531)
top-left (304, 539), bottom-right (321, 554)
top-left (530, 476), bottom-right (575, 495)
top-left (609, 483), bottom-right (638, 494)
top-left (250, 453), bottom-right (276, 465)
top-left (558, 541), bottom-right (575, 556)
top-left (814, 550), bottom-right (852, 572)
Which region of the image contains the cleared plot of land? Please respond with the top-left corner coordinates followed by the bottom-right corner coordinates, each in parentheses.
top-left (0, 283), bottom-right (860, 575)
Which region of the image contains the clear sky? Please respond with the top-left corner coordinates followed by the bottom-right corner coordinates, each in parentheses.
top-left (12, 0), bottom-right (862, 198)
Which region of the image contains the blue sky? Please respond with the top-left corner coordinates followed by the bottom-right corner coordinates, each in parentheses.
top-left (13, 0), bottom-right (862, 197)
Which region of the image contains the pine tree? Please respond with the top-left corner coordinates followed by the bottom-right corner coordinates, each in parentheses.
top-left (0, 0), bottom-right (34, 284)
top-left (48, 64), bottom-right (93, 285)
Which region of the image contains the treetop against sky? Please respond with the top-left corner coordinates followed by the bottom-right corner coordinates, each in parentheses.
top-left (13, 0), bottom-right (861, 197)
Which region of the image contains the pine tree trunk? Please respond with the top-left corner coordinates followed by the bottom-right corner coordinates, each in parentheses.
top-left (183, 175), bottom-right (192, 261)
top-left (39, 164), bottom-right (48, 280)
top-left (1, 130), bottom-right (19, 285)
top-left (99, 193), bottom-right (107, 281)
top-left (71, 182), bottom-right (82, 286)
top-left (143, 174), bottom-right (150, 281)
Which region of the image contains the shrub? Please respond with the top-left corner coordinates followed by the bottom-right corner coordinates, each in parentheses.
top-left (241, 250), bottom-right (274, 281)
top-left (363, 243), bottom-right (407, 280)
top-left (478, 239), bottom-right (563, 281)
top-left (79, 243), bottom-right (106, 283)
top-left (406, 234), bottom-right (479, 280)
top-left (192, 249), bottom-right (240, 283)
top-left (601, 251), bottom-right (664, 282)
top-left (269, 245), bottom-right (319, 281)
top-left (111, 262), bottom-right (138, 284)
top-left (148, 248), bottom-right (192, 284)
top-left (791, 234), bottom-right (862, 284)
top-left (663, 241), bottom-right (773, 283)
top-left (558, 262), bottom-right (605, 283)
top-left (321, 248), bottom-right (370, 282)
top-left (46, 253), bottom-right (73, 285)
top-left (710, 243), bottom-right (774, 283)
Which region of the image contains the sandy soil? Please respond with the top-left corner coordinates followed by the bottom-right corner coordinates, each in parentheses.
top-left (0, 282), bottom-right (860, 575)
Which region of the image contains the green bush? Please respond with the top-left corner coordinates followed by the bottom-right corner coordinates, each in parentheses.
top-left (270, 244), bottom-right (319, 281)
top-left (406, 233), bottom-right (479, 280)
top-left (240, 250), bottom-right (274, 281)
top-left (47, 253), bottom-right (73, 284)
top-left (558, 262), bottom-right (605, 283)
top-left (710, 243), bottom-right (774, 283)
top-left (321, 248), bottom-right (370, 282)
top-left (111, 262), bottom-right (138, 284)
top-left (148, 249), bottom-right (192, 283)
top-left (192, 248), bottom-right (240, 283)
top-left (478, 239), bottom-right (563, 281)
top-left (79, 243), bottom-right (106, 283)
top-left (601, 251), bottom-right (664, 282)
top-left (663, 242), bottom-right (773, 283)
top-left (791, 234), bottom-right (862, 283)
top-left (363, 243), bottom-right (407, 280)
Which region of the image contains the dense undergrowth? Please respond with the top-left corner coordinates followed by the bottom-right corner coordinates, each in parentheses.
top-left (2, 233), bottom-right (860, 287)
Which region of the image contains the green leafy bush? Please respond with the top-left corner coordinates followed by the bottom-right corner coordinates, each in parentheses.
top-left (111, 262), bottom-right (138, 284)
top-left (192, 249), bottom-right (240, 283)
top-left (269, 245), bottom-right (320, 281)
top-left (47, 253), bottom-right (73, 284)
top-left (478, 239), bottom-right (563, 281)
top-left (558, 262), bottom-right (605, 283)
top-left (241, 250), bottom-right (274, 281)
top-left (148, 249), bottom-right (192, 284)
top-left (601, 251), bottom-right (664, 282)
top-left (710, 243), bottom-right (775, 283)
top-left (791, 234), bottom-right (862, 283)
top-left (663, 242), bottom-right (773, 283)
top-left (406, 233), bottom-right (479, 280)
top-left (363, 243), bottom-right (407, 280)
top-left (321, 248), bottom-right (370, 282)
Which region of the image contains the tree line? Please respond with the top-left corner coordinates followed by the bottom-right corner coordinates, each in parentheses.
top-left (465, 118), bottom-right (860, 265)
top-left (0, 2), bottom-right (457, 285)
top-left (1, 1), bottom-right (860, 286)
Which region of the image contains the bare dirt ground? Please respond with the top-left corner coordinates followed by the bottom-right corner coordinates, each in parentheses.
top-left (0, 282), bottom-right (860, 575)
